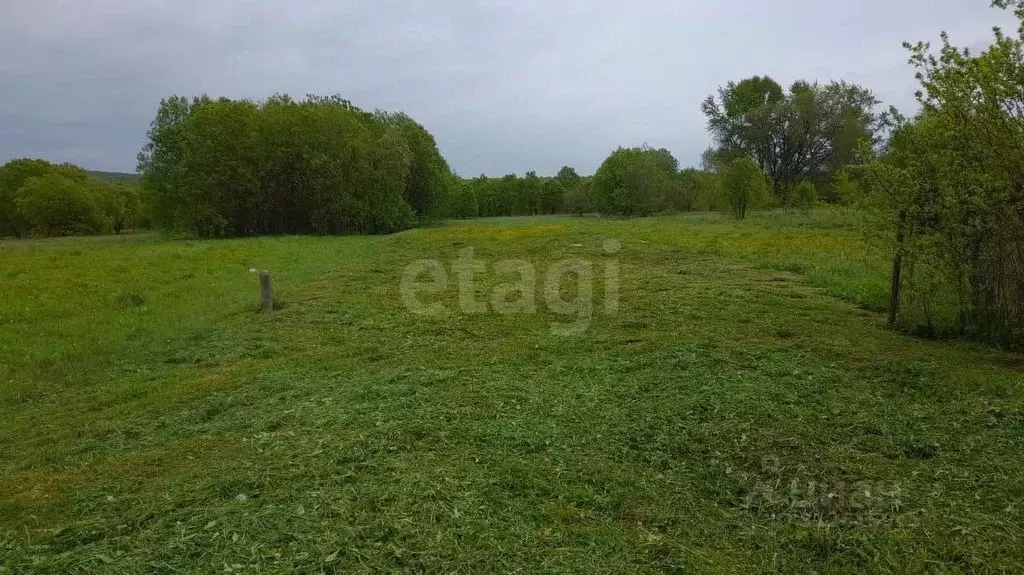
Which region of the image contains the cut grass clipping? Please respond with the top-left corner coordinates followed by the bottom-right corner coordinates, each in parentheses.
top-left (1, 209), bottom-right (1022, 573)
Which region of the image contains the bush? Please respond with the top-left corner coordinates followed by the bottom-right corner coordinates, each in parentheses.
top-left (691, 171), bottom-right (727, 212)
top-left (14, 173), bottom-right (110, 236)
top-left (721, 157), bottom-right (767, 219)
top-left (97, 182), bottom-right (143, 233)
top-left (866, 10), bottom-right (1024, 346)
top-left (591, 146), bottom-right (679, 216)
top-left (445, 178), bottom-right (480, 219)
top-left (793, 181), bottom-right (817, 213)
top-left (831, 169), bottom-right (864, 206)
top-left (0, 159), bottom-right (144, 238)
top-left (666, 170), bottom-right (700, 212)
top-left (0, 159), bottom-right (53, 237)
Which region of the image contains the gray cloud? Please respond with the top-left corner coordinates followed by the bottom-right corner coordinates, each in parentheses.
top-left (0, 0), bottom-right (1016, 175)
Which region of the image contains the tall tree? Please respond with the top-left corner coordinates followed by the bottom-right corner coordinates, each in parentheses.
top-left (702, 76), bottom-right (885, 197)
top-left (555, 166), bottom-right (581, 189)
top-left (540, 178), bottom-right (565, 214)
top-left (137, 96), bottom-right (208, 231)
top-left (518, 171), bottom-right (543, 215)
top-left (379, 112), bottom-right (454, 219)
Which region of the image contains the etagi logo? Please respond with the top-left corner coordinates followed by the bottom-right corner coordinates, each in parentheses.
top-left (400, 239), bottom-right (622, 336)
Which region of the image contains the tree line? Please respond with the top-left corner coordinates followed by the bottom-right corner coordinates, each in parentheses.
top-left (2, 76), bottom-right (880, 237)
top-left (445, 149), bottom-right (798, 221)
top-left (444, 71), bottom-right (884, 221)
top-left (0, 159), bottom-right (143, 238)
top-left (137, 94), bottom-right (454, 237)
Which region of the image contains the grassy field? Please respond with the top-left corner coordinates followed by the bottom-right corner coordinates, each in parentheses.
top-left (1, 210), bottom-right (1022, 573)
top-left (84, 171), bottom-right (141, 186)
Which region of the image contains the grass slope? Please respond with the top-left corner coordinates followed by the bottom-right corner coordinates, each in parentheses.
top-left (1, 211), bottom-right (1022, 573)
top-left (84, 171), bottom-right (141, 185)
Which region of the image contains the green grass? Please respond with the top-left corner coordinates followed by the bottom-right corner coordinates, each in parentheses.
top-left (1, 210), bottom-right (1022, 573)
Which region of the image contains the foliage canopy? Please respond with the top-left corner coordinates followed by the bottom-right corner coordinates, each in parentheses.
top-left (137, 95), bottom-right (452, 237)
top-left (0, 159), bottom-right (142, 238)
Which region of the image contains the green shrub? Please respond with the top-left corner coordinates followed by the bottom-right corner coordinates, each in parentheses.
top-left (664, 169), bottom-right (699, 212)
top-left (0, 159), bottom-right (144, 238)
top-left (692, 171), bottom-right (727, 212)
top-left (94, 182), bottom-right (143, 233)
top-left (14, 173), bottom-right (110, 236)
top-left (0, 159), bottom-right (71, 237)
top-left (721, 157), bottom-right (767, 219)
top-left (445, 179), bottom-right (480, 219)
top-left (832, 169), bottom-right (864, 206)
top-left (793, 181), bottom-right (817, 213)
top-left (591, 146), bottom-right (679, 216)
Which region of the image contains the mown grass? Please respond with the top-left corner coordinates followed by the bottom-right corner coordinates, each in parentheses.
top-left (1, 209), bottom-right (1022, 573)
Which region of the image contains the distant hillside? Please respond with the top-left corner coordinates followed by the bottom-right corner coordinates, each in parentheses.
top-left (87, 171), bottom-right (141, 185)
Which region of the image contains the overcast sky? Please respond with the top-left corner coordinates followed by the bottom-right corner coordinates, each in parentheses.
top-left (0, 1), bottom-right (1015, 176)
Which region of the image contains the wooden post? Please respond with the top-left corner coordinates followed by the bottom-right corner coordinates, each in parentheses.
top-left (259, 271), bottom-right (273, 312)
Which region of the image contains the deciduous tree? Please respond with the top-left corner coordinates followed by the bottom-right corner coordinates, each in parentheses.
top-left (721, 156), bottom-right (767, 219)
top-left (702, 76), bottom-right (885, 198)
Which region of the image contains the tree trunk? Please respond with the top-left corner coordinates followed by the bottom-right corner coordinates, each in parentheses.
top-left (888, 215), bottom-right (907, 329)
